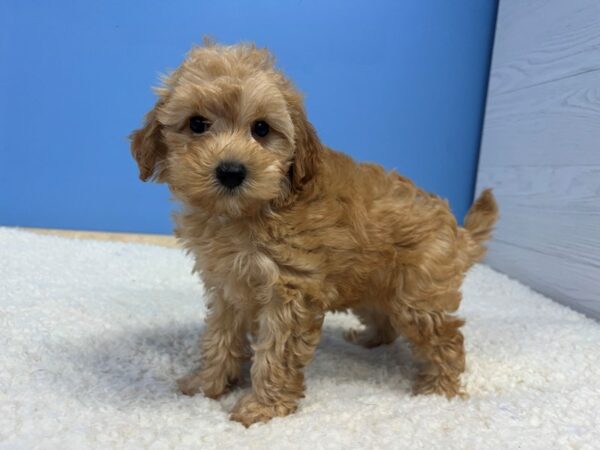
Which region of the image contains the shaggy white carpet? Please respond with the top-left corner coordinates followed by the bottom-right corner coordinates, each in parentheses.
top-left (1, 228), bottom-right (599, 449)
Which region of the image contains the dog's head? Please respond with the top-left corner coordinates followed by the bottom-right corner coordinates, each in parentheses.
top-left (130, 41), bottom-right (322, 217)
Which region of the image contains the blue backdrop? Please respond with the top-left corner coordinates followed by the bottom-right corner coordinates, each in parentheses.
top-left (0, 1), bottom-right (497, 234)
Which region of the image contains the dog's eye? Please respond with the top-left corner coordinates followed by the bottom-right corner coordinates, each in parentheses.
top-left (189, 116), bottom-right (211, 134)
top-left (252, 120), bottom-right (270, 138)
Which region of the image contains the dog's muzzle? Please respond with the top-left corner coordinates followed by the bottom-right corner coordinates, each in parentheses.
top-left (215, 161), bottom-right (246, 189)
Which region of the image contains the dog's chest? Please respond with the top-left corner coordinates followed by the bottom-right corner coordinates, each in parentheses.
top-left (194, 227), bottom-right (279, 304)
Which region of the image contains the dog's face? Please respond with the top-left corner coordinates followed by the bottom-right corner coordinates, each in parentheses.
top-left (131, 43), bottom-right (321, 217)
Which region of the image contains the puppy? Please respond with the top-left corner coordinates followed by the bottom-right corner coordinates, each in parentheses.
top-left (130, 41), bottom-right (498, 427)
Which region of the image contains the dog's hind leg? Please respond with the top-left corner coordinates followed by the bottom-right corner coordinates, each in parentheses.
top-left (344, 306), bottom-right (398, 348)
top-left (388, 293), bottom-right (466, 398)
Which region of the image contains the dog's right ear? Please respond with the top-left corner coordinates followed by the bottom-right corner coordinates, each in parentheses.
top-left (129, 101), bottom-right (168, 182)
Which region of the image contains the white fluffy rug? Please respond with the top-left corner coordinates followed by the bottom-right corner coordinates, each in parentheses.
top-left (1, 228), bottom-right (599, 449)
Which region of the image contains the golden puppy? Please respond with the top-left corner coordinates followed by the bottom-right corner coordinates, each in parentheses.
top-left (130, 41), bottom-right (498, 427)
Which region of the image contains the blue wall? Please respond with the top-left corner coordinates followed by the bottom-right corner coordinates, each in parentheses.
top-left (0, 1), bottom-right (497, 234)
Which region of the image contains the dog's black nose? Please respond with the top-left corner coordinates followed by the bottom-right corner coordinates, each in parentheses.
top-left (215, 161), bottom-right (247, 189)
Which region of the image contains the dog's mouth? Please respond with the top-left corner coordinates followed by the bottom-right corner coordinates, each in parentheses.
top-left (215, 184), bottom-right (247, 200)
top-left (180, 178), bottom-right (264, 218)
top-left (169, 158), bottom-right (287, 216)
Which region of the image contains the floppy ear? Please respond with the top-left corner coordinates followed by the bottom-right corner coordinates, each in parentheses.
top-left (289, 102), bottom-right (322, 191)
top-left (129, 102), bottom-right (168, 182)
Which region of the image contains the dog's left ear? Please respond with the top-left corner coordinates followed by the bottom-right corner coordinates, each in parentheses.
top-left (288, 99), bottom-right (322, 192)
top-left (129, 101), bottom-right (168, 182)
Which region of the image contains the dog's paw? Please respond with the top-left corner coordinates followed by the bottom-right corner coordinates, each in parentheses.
top-left (230, 393), bottom-right (296, 427)
top-left (413, 372), bottom-right (466, 399)
top-left (344, 328), bottom-right (395, 349)
top-left (176, 370), bottom-right (229, 399)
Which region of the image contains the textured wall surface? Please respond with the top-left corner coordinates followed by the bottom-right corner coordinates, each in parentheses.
top-left (0, 0), bottom-right (497, 233)
top-left (476, 0), bottom-right (600, 319)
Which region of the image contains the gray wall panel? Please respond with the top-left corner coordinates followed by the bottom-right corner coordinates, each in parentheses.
top-left (476, 0), bottom-right (600, 319)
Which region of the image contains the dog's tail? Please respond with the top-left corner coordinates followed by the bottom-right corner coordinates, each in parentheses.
top-left (463, 188), bottom-right (499, 262)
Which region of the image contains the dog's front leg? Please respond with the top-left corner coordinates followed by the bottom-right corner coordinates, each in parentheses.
top-left (230, 285), bottom-right (324, 427)
top-left (177, 292), bottom-right (248, 399)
